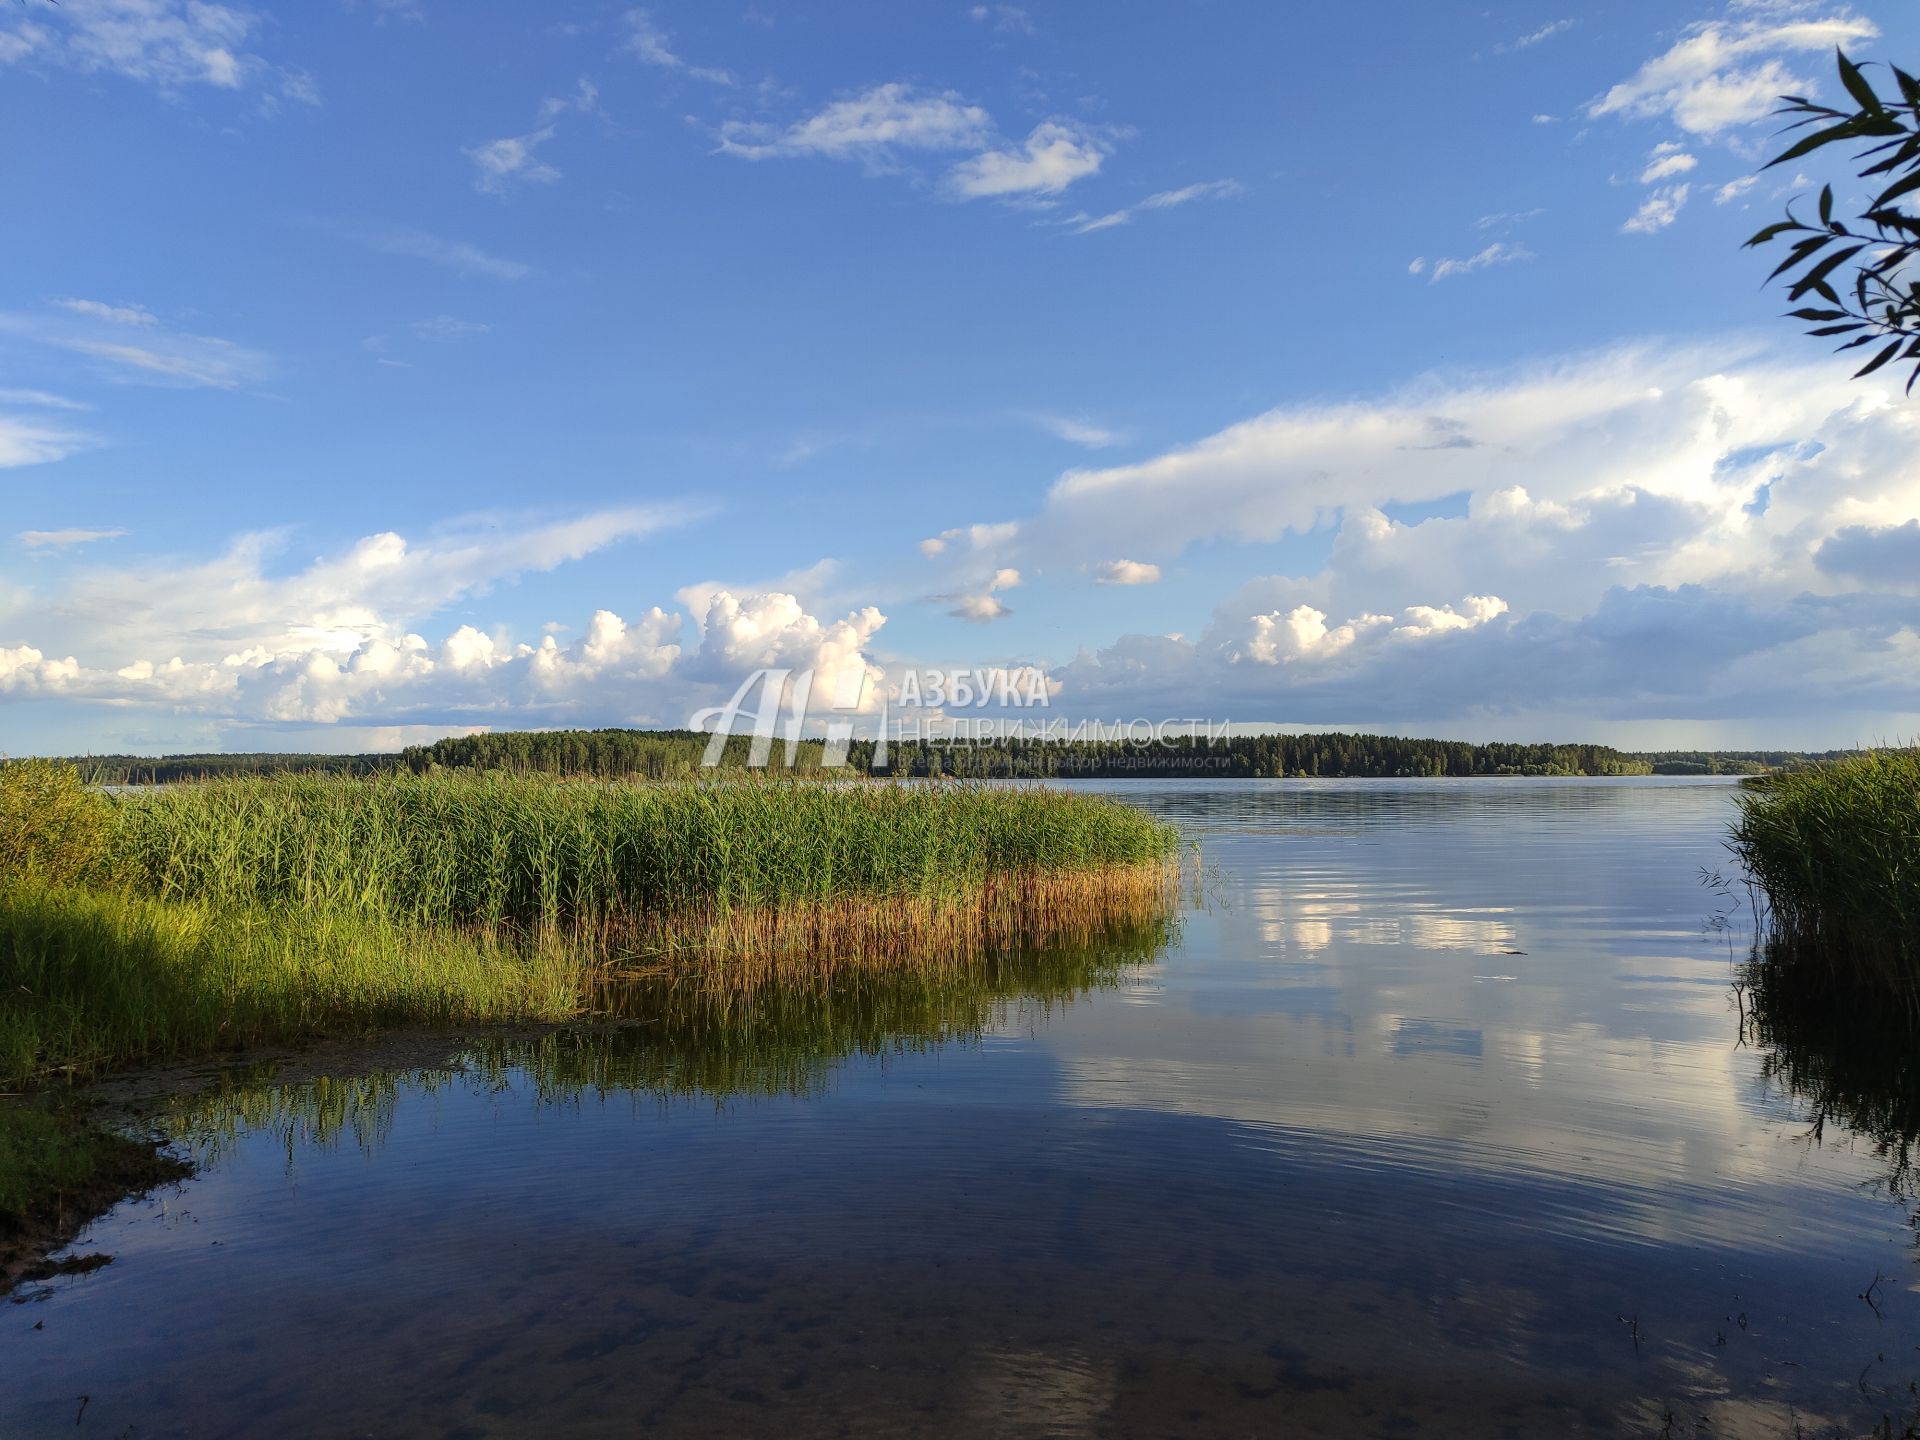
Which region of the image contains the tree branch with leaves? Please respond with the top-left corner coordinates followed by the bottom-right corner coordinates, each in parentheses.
top-left (1746, 50), bottom-right (1920, 390)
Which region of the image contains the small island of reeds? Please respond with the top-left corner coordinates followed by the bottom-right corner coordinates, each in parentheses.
top-left (0, 760), bottom-right (1179, 1277)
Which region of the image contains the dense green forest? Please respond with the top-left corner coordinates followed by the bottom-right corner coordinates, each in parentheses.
top-left (29, 729), bottom-right (1847, 783)
top-left (1635, 750), bottom-right (1854, 777)
top-left (50, 752), bottom-right (393, 785)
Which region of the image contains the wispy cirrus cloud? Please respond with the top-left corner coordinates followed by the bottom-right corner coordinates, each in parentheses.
top-left (625, 9), bottom-right (735, 86)
top-left (1408, 241), bottom-right (1534, 282)
top-left (409, 316), bottom-right (491, 342)
top-left (1069, 179), bottom-right (1243, 235)
top-left (1028, 414), bottom-right (1127, 449)
top-left (0, 0), bottom-right (320, 109)
top-left (719, 84), bottom-right (992, 164)
top-left (968, 5), bottom-right (1035, 36)
top-left (2, 301), bottom-right (270, 390)
top-left (718, 83), bottom-right (1110, 202)
top-left (0, 388), bottom-right (88, 411)
top-left (0, 384), bottom-right (95, 470)
top-left (466, 78), bottom-right (599, 196)
top-left (18, 527), bottom-right (126, 551)
top-left (0, 415), bottom-right (94, 469)
top-left (340, 224), bottom-right (533, 280)
top-left (1495, 18), bottom-right (1574, 53)
top-left (53, 298), bottom-right (158, 328)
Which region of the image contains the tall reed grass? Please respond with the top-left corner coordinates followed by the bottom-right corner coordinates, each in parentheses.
top-left (107, 771), bottom-right (1179, 957)
top-left (0, 766), bottom-right (1180, 1087)
top-left (0, 880), bottom-right (579, 1087)
top-left (1729, 747), bottom-right (1920, 999)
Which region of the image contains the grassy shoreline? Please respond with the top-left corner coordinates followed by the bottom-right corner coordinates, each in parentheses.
top-left (4, 766), bottom-right (1180, 1089)
top-left (1, 763), bottom-right (1179, 1284)
top-left (1730, 747), bottom-right (1920, 1002)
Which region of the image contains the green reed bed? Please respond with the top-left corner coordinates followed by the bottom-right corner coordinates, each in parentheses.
top-left (0, 763), bottom-right (1178, 1089)
top-left (108, 770), bottom-right (1178, 950)
top-left (1730, 747), bottom-right (1920, 999)
top-left (0, 881), bottom-right (580, 1088)
top-left (0, 761), bottom-right (1174, 1283)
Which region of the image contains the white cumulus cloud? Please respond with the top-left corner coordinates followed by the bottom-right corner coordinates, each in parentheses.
top-left (1588, 11), bottom-right (1879, 137)
top-left (1095, 560), bottom-right (1161, 586)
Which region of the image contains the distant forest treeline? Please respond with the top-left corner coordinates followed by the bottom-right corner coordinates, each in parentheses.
top-left (37, 729), bottom-right (1852, 783)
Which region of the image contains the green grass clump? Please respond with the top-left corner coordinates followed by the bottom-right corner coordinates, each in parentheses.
top-left (1730, 747), bottom-right (1920, 997)
top-left (0, 759), bottom-right (113, 887)
top-left (0, 880), bottom-right (580, 1088)
top-left (0, 1103), bottom-right (184, 1239)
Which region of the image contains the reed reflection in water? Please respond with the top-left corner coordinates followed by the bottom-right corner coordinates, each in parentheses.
top-left (160, 910), bottom-right (1180, 1165)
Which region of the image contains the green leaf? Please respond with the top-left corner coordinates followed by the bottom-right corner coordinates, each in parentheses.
top-left (1808, 322), bottom-right (1866, 335)
top-left (1836, 51), bottom-right (1884, 115)
top-left (1853, 339), bottom-right (1903, 377)
top-left (1787, 307), bottom-right (1848, 320)
top-left (1819, 184), bottom-right (1834, 226)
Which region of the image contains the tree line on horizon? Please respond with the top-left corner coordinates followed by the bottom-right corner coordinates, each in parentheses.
top-left (30, 729), bottom-right (1853, 784)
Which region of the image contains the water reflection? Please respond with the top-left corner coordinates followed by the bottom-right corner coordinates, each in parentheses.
top-left (161, 913), bottom-right (1179, 1165)
top-left (1744, 947), bottom-right (1920, 1204)
top-left (6, 780), bottom-right (1919, 1439)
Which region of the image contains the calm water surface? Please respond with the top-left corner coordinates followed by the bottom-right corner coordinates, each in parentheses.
top-left (5, 778), bottom-right (1917, 1438)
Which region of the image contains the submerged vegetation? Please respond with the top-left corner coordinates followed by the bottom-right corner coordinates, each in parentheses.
top-left (1730, 747), bottom-right (1920, 1000)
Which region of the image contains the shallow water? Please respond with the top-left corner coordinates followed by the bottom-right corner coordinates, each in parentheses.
top-left (5, 778), bottom-right (1917, 1438)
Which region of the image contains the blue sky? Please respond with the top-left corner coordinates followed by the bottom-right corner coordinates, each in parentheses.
top-left (3, 0), bottom-right (1919, 754)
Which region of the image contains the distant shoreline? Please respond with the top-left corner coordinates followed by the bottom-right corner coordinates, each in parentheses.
top-left (15, 727), bottom-right (1851, 784)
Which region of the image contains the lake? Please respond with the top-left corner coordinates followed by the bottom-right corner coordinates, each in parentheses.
top-left (4, 778), bottom-right (1915, 1438)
